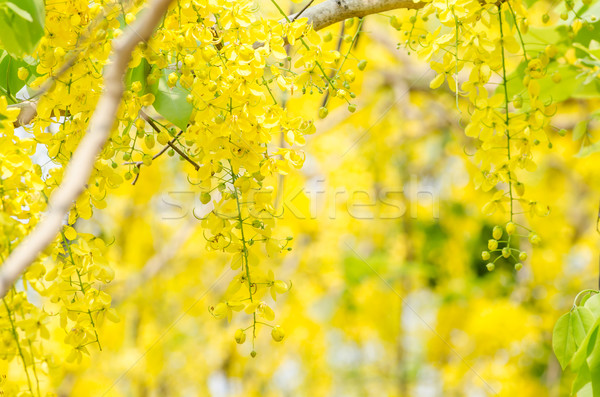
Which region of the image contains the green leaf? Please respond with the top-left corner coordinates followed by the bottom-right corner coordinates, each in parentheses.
top-left (585, 325), bottom-right (600, 396)
top-left (581, 291), bottom-right (595, 307)
top-left (0, 0), bottom-right (44, 56)
top-left (0, 50), bottom-right (36, 103)
top-left (504, 63), bottom-right (583, 110)
top-left (126, 58), bottom-right (150, 93)
top-left (572, 319), bottom-right (600, 370)
top-left (553, 307), bottom-right (596, 369)
top-left (575, 141), bottom-right (600, 158)
top-left (586, 294), bottom-right (600, 318)
top-left (573, 78), bottom-right (600, 99)
top-left (150, 70), bottom-right (193, 130)
top-left (574, 377), bottom-right (593, 397)
top-left (553, 312), bottom-right (578, 370)
top-left (2, 2), bottom-right (32, 21)
top-left (573, 121), bottom-right (588, 141)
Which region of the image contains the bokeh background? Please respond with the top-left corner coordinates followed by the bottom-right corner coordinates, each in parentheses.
top-left (25, 1), bottom-right (600, 396)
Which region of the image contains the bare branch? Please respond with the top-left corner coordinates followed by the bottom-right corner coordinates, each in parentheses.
top-left (289, 0), bottom-right (424, 31)
top-left (139, 110), bottom-right (200, 170)
top-left (0, 0), bottom-right (175, 297)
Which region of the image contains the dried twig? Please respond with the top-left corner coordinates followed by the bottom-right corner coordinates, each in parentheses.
top-left (139, 110), bottom-right (200, 170)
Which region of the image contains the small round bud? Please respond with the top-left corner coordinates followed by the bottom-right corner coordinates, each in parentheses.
top-left (17, 67), bottom-right (29, 81)
top-left (348, 104), bottom-right (357, 113)
top-left (552, 72), bottom-right (562, 84)
top-left (250, 350), bottom-right (257, 358)
top-left (502, 247), bottom-right (510, 258)
top-left (488, 239), bottom-right (498, 251)
top-left (542, 14), bottom-right (550, 24)
top-left (125, 13), bottom-right (136, 24)
top-left (357, 60), bottom-right (367, 71)
top-left (493, 226), bottom-right (503, 240)
top-left (514, 263), bottom-right (523, 271)
top-left (513, 95), bottom-right (523, 109)
top-left (144, 134), bottom-right (155, 149)
top-left (481, 251), bottom-right (491, 261)
top-left (271, 325), bottom-right (285, 342)
top-left (200, 192), bottom-right (211, 205)
top-left (529, 233), bottom-right (541, 245)
top-left (486, 263), bottom-right (495, 271)
top-left (506, 222), bottom-right (516, 235)
top-left (184, 54), bottom-right (195, 66)
top-left (318, 107), bottom-right (329, 119)
top-left (545, 45), bottom-right (558, 59)
top-left (131, 81), bottom-right (142, 93)
top-left (519, 252), bottom-right (528, 261)
top-left (234, 329), bottom-right (246, 344)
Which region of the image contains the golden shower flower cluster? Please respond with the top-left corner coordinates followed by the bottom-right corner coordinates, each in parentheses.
top-left (387, 0), bottom-right (589, 270)
top-left (1, 1), bottom-right (368, 386)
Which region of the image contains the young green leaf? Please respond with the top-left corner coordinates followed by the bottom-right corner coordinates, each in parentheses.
top-left (151, 70), bottom-right (193, 130)
top-left (2, 2), bottom-right (32, 21)
top-left (0, 0), bottom-right (44, 56)
top-left (553, 307), bottom-right (596, 369)
top-left (573, 120), bottom-right (588, 142)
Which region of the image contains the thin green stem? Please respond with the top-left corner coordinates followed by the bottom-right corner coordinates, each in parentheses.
top-left (59, 229), bottom-right (102, 351)
top-left (228, 162), bottom-right (257, 347)
top-left (498, 8), bottom-right (514, 222)
top-left (3, 297), bottom-right (34, 396)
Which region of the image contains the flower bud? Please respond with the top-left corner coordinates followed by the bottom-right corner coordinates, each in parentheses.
top-left (271, 325), bottom-right (285, 342)
top-left (519, 252), bottom-right (527, 261)
top-left (493, 226), bottom-right (503, 240)
top-left (235, 329), bottom-right (246, 344)
top-left (506, 222), bottom-right (515, 235)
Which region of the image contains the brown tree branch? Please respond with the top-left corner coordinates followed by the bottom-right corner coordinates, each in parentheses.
top-left (288, 0), bottom-right (424, 31)
top-left (139, 110), bottom-right (200, 170)
top-left (0, 0), bottom-right (175, 297)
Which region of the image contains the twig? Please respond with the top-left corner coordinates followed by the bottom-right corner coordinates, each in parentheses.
top-left (0, 0), bottom-right (175, 297)
top-left (139, 110), bottom-right (200, 170)
top-left (126, 127), bottom-right (184, 185)
top-left (291, 0), bottom-right (315, 22)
